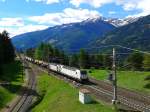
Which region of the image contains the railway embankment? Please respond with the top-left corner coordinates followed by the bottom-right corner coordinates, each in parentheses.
top-left (31, 71), bottom-right (116, 112)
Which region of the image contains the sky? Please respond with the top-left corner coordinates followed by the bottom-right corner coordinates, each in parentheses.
top-left (0, 0), bottom-right (150, 37)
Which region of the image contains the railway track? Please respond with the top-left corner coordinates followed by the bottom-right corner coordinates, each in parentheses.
top-left (89, 78), bottom-right (150, 111)
top-left (6, 60), bottom-right (36, 112)
top-left (29, 62), bottom-right (150, 112)
top-left (90, 78), bottom-right (150, 105)
top-left (86, 85), bottom-right (150, 112)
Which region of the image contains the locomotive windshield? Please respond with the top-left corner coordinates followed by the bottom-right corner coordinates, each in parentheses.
top-left (81, 70), bottom-right (87, 75)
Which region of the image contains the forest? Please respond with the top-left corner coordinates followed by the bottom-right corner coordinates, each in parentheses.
top-left (25, 43), bottom-right (150, 71)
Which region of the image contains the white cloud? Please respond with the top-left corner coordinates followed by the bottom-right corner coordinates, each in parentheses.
top-left (135, 0), bottom-right (150, 16)
top-left (123, 3), bottom-right (136, 11)
top-left (108, 11), bottom-right (116, 15)
top-left (69, 0), bottom-right (150, 17)
top-left (0, 0), bottom-right (5, 2)
top-left (0, 18), bottom-right (24, 27)
top-left (70, 0), bottom-right (113, 8)
top-left (29, 0), bottom-right (59, 4)
top-left (29, 8), bottom-right (101, 25)
top-left (0, 8), bottom-right (101, 37)
top-left (0, 24), bottom-right (49, 37)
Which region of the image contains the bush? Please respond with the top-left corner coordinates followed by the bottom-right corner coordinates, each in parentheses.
top-left (144, 75), bottom-right (150, 80)
top-left (89, 70), bottom-right (92, 73)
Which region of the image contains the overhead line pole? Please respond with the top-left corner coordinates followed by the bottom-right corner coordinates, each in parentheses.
top-left (47, 46), bottom-right (49, 75)
top-left (112, 48), bottom-right (117, 104)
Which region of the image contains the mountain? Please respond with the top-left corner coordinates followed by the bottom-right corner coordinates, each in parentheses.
top-left (90, 16), bottom-right (140, 27)
top-left (89, 15), bottom-right (150, 52)
top-left (12, 18), bottom-right (115, 52)
top-left (105, 17), bottom-right (140, 27)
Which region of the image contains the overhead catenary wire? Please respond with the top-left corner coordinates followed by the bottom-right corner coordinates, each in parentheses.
top-left (115, 45), bottom-right (150, 55)
top-left (67, 44), bottom-right (150, 55)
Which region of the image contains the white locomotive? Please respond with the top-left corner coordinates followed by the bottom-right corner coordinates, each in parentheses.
top-left (49, 63), bottom-right (88, 81)
top-left (25, 56), bottom-right (88, 82)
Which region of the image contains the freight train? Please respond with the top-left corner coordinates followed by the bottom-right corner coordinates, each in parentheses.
top-left (25, 56), bottom-right (88, 82)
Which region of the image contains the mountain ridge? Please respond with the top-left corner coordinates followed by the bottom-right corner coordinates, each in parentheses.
top-left (12, 17), bottom-right (115, 52)
top-left (89, 15), bottom-right (150, 52)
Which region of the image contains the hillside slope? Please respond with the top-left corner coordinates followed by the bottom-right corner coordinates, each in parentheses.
top-left (90, 15), bottom-right (150, 52)
top-left (12, 18), bottom-right (115, 52)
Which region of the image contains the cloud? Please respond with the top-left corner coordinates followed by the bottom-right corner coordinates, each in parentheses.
top-left (123, 3), bottom-right (136, 11)
top-left (0, 8), bottom-right (101, 37)
top-left (70, 0), bottom-right (113, 8)
top-left (0, 24), bottom-right (49, 37)
top-left (0, 0), bottom-right (5, 2)
top-left (69, 0), bottom-right (150, 16)
top-left (27, 0), bottom-right (59, 4)
top-left (28, 8), bottom-right (101, 25)
top-left (135, 0), bottom-right (150, 16)
top-left (0, 18), bottom-right (24, 27)
top-left (108, 11), bottom-right (116, 15)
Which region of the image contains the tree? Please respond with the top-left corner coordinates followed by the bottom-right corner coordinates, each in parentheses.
top-left (0, 33), bottom-right (4, 64)
top-left (53, 48), bottom-right (60, 57)
top-left (0, 30), bottom-right (15, 76)
top-left (103, 54), bottom-right (112, 69)
top-left (69, 54), bottom-right (79, 67)
top-left (96, 54), bottom-right (104, 67)
top-left (143, 54), bottom-right (150, 71)
top-left (1, 30), bottom-right (15, 63)
top-left (91, 54), bottom-right (104, 68)
top-left (59, 51), bottom-right (69, 65)
top-left (78, 49), bottom-right (89, 69)
top-left (34, 43), bottom-right (44, 60)
top-left (25, 48), bottom-right (35, 58)
top-left (126, 52), bottom-right (144, 70)
top-left (0, 33), bottom-right (3, 75)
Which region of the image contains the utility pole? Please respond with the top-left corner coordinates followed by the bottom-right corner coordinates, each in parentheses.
top-left (112, 48), bottom-right (117, 104)
top-left (47, 45), bottom-right (50, 75)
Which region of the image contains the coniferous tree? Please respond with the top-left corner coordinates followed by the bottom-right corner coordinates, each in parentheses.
top-left (143, 54), bottom-right (150, 71)
top-left (89, 54), bottom-right (105, 68)
top-left (25, 48), bottom-right (35, 58)
top-left (0, 33), bottom-right (3, 64)
top-left (79, 49), bottom-right (89, 69)
top-left (0, 30), bottom-right (15, 75)
top-left (0, 33), bottom-right (3, 75)
top-left (69, 54), bottom-right (79, 67)
top-left (126, 52), bottom-right (144, 70)
top-left (53, 48), bottom-right (60, 57)
top-left (1, 30), bottom-right (15, 63)
top-left (59, 51), bottom-right (69, 65)
top-left (34, 43), bottom-right (44, 60)
top-left (96, 54), bottom-right (104, 67)
top-left (103, 54), bottom-right (112, 69)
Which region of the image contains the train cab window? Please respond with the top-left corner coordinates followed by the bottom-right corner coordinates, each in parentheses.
top-left (81, 71), bottom-right (87, 75)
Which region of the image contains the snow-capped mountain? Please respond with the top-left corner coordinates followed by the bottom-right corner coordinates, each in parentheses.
top-left (12, 17), bottom-right (115, 52)
top-left (89, 15), bottom-right (150, 52)
top-left (105, 17), bottom-right (140, 27)
top-left (12, 15), bottom-right (142, 52)
top-left (83, 16), bottom-right (140, 27)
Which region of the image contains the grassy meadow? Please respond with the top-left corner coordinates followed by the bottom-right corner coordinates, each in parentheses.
top-left (0, 61), bottom-right (24, 110)
top-left (31, 72), bottom-right (116, 112)
top-left (88, 69), bottom-right (150, 94)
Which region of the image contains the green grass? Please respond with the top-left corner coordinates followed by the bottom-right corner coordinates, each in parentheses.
top-left (88, 69), bottom-right (150, 94)
top-left (0, 61), bottom-right (24, 110)
top-left (32, 73), bottom-right (116, 112)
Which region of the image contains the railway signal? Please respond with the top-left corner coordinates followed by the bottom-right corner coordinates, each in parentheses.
top-left (108, 73), bottom-right (113, 81)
